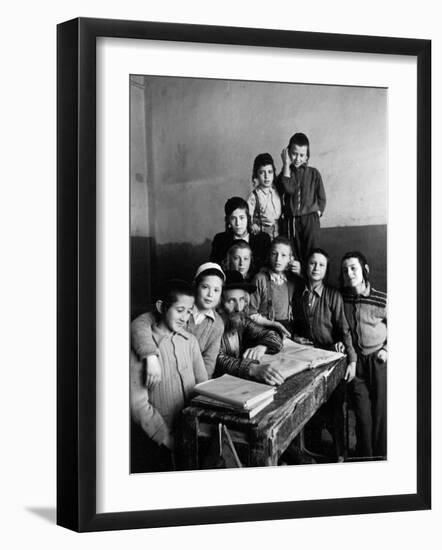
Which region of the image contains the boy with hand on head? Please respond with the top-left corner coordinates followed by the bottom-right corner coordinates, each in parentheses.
top-left (130, 279), bottom-right (208, 472)
top-left (247, 153), bottom-right (282, 239)
top-left (278, 132), bottom-right (326, 264)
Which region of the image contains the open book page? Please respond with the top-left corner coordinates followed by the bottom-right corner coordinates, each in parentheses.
top-left (259, 338), bottom-right (345, 380)
top-left (194, 374), bottom-right (276, 409)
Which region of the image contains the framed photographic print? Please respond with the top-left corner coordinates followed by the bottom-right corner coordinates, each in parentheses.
top-left (57, 17), bottom-right (431, 532)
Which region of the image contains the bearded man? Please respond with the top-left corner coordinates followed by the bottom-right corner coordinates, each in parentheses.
top-left (215, 271), bottom-right (284, 385)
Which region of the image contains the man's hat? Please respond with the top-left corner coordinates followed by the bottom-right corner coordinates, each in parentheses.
top-left (223, 270), bottom-right (256, 294)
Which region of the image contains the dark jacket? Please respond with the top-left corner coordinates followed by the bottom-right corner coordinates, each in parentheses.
top-left (292, 283), bottom-right (357, 363)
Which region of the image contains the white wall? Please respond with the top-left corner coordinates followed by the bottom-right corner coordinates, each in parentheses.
top-left (132, 77), bottom-right (386, 244)
top-left (1, 1), bottom-right (440, 549)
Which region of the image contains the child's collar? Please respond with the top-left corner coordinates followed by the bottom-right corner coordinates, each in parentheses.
top-left (151, 322), bottom-right (190, 346)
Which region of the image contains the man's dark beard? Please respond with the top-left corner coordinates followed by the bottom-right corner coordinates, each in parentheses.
top-left (223, 310), bottom-right (246, 332)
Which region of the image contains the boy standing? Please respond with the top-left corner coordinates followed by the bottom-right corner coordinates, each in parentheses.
top-left (340, 252), bottom-right (387, 458)
top-left (278, 132), bottom-right (326, 264)
top-left (130, 279), bottom-right (208, 472)
top-left (247, 153), bottom-right (282, 239)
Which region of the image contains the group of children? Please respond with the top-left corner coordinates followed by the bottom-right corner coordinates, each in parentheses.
top-left (130, 131), bottom-right (387, 471)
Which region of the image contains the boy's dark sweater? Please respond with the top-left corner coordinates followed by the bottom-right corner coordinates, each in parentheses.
top-left (277, 164), bottom-right (326, 217)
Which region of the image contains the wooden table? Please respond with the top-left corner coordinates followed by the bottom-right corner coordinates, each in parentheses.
top-left (181, 356), bottom-right (346, 468)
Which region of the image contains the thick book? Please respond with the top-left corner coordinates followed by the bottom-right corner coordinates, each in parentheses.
top-left (194, 374), bottom-right (276, 410)
top-left (191, 393), bottom-right (274, 419)
top-left (260, 338), bottom-right (345, 380)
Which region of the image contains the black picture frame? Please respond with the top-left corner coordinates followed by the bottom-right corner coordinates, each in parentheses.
top-left (57, 17), bottom-right (431, 532)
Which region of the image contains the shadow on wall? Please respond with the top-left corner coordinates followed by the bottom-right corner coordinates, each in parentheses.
top-left (131, 224), bottom-right (386, 318)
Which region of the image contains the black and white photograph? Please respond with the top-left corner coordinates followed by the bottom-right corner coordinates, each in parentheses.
top-left (129, 74), bottom-right (388, 473)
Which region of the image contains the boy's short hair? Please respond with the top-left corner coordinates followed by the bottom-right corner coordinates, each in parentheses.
top-left (224, 239), bottom-right (254, 274)
top-left (270, 235), bottom-right (293, 254)
top-left (252, 153), bottom-right (276, 180)
top-left (340, 251), bottom-right (370, 288)
top-left (226, 239), bottom-right (252, 256)
top-left (224, 196), bottom-right (252, 233)
top-left (288, 132), bottom-right (310, 158)
top-left (307, 247), bottom-right (330, 281)
top-left (158, 279), bottom-right (194, 310)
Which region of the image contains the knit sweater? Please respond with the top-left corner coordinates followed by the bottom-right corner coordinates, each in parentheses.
top-left (131, 311), bottom-right (224, 378)
top-left (292, 282), bottom-right (357, 363)
top-left (130, 326), bottom-right (207, 446)
top-left (249, 269), bottom-right (302, 322)
top-left (342, 285), bottom-right (387, 356)
top-left (215, 317), bottom-right (283, 380)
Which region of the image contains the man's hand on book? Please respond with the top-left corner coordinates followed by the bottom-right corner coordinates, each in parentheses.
top-left (243, 345), bottom-right (267, 361)
top-left (248, 362), bottom-right (285, 386)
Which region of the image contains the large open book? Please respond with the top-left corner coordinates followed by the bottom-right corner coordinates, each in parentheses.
top-left (194, 374), bottom-right (276, 410)
top-left (259, 338), bottom-right (345, 380)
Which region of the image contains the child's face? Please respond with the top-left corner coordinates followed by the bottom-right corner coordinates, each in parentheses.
top-left (307, 253), bottom-right (328, 284)
top-left (229, 208), bottom-right (248, 237)
top-left (341, 257), bottom-right (365, 289)
top-left (270, 243), bottom-right (292, 273)
top-left (229, 248), bottom-right (251, 277)
top-left (255, 164), bottom-right (274, 188)
top-left (163, 294), bottom-right (194, 332)
top-left (289, 144), bottom-right (308, 168)
top-left (196, 275), bottom-right (223, 311)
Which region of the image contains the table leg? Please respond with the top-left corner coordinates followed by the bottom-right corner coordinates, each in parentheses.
top-left (181, 416), bottom-right (199, 470)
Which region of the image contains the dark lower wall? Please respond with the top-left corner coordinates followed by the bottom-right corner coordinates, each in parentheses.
top-left (131, 224), bottom-right (386, 318)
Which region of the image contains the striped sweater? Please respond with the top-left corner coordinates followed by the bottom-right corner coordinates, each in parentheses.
top-left (342, 285), bottom-right (387, 356)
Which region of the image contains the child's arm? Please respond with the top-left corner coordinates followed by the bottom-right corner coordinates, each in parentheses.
top-left (131, 313), bottom-right (162, 388)
top-left (190, 336), bottom-right (209, 384)
top-left (200, 316), bottom-right (224, 378)
top-left (281, 147), bottom-right (292, 178)
top-left (130, 351), bottom-right (173, 449)
top-left (247, 192), bottom-right (260, 234)
top-left (330, 291), bottom-right (357, 369)
top-left (377, 304), bottom-right (387, 362)
top-left (315, 169), bottom-right (326, 215)
top-left (249, 314), bottom-right (292, 339)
